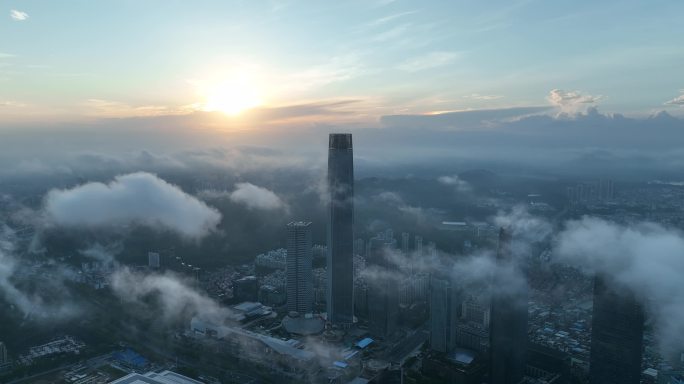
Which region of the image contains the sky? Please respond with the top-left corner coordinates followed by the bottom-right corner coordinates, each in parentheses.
top-left (1, 0), bottom-right (684, 124)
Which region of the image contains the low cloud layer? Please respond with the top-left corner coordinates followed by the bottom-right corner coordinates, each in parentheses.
top-left (0, 226), bottom-right (81, 319)
top-left (437, 175), bottom-right (471, 192)
top-left (227, 182), bottom-right (287, 210)
top-left (110, 267), bottom-right (231, 324)
top-left (44, 172), bottom-right (221, 239)
top-left (554, 217), bottom-right (684, 355)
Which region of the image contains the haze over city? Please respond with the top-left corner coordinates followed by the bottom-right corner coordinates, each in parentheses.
top-left (1, 1), bottom-right (683, 384)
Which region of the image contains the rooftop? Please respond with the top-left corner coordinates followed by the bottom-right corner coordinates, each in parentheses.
top-left (109, 370), bottom-right (203, 384)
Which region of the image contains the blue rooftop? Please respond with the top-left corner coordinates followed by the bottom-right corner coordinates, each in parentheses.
top-left (356, 338), bottom-right (373, 349)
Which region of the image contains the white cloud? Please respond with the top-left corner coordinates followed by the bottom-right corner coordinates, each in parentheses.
top-left (367, 11), bottom-right (418, 27)
top-left (10, 10), bottom-right (29, 21)
top-left (85, 99), bottom-right (183, 117)
top-left (373, 23), bottom-right (412, 42)
top-left (463, 93), bottom-right (504, 101)
top-left (548, 89), bottom-right (602, 113)
top-left (664, 91), bottom-right (684, 106)
top-left (0, 101), bottom-right (26, 108)
top-left (0, 226), bottom-right (81, 320)
top-left (397, 51), bottom-right (460, 72)
top-left (111, 268), bottom-right (233, 324)
top-left (438, 175), bottom-right (472, 192)
top-left (228, 182), bottom-right (286, 210)
top-left (44, 172), bottom-right (221, 239)
top-left (554, 218), bottom-right (684, 355)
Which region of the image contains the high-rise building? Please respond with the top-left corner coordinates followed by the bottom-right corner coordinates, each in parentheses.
top-left (427, 241), bottom-right (437, 258)
top-left (367, 235), bottom-right (399, 338)
top-left (326, 133), bottom-right (355, 325)
top-left (287, 221), bottom-right (313, 314)
top-left (490, 228), bottom-right (528, 384)
top-left (354, 238), bottom-right (365, 256)
top-left (148, 252), bottom-right (160, 269)
top-left (589, 276), bottom-right (644, 384)
top-left (462, 295), bottom-right (490, 328)
top-left (401, 232), bottom-right (410, 255)
top-left (0, 341), bottom-right (7, 365)
top-left (429, 275), bottom-right (460, 353)
top-left (415, 235), bottom-right (423, 255)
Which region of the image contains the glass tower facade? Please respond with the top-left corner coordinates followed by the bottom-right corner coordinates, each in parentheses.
top-left (326, 133), bottom-right (355, 325)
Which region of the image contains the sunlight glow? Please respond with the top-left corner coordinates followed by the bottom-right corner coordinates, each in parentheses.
top-left (201, 74), bottom-right (262, 116)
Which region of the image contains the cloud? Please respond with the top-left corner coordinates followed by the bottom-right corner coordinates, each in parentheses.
top-left (397, 51), bottom-right (460, 72)
top-left (0, 226), bottom-right (81, 320)
top-left (380, 106), bottom-right (550, 130)
top-left (664, 91), bottom-right (684, 106)
top-left (373, 191), bottom-right (434, 225)
top-left (228, 182), bottom-right (287, 210)
top-left (437, 175), bottom-right (471, 192)
top-left (367, 11), bottom-right (418, 27)
top-left (463, 93), bottom-right (504, 101)
top-left (554, 217), bottom-right (684, 355)
top-left (85, 99), bottom-right (186, 118)
top-left (110, 268), bottom-right (233, 324)
top-left (0, 101), bottom-right (26, 108)
top-left (373, 23), bottom-right (412, 42)
top-left (494, 206), bottom-right (553, 245)
top-left (548, 89), bottom-right (602, 113)
top-left (44, 172), bottom-right (221, 239)
top-left (10, 10), bottom-right (29, 21)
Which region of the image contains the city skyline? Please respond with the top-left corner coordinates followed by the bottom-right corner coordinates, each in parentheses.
top-left (1, 2), bottom-right (684, 383)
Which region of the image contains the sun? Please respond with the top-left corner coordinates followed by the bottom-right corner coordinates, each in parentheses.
top-left (201, 75), bottom-right (262, 116)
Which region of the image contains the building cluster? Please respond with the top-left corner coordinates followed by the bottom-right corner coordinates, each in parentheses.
top-left (179, 134), bottom-right (665, 383)
top-left (18, 336), bottom-right (85, 366)
top-left (567, 179), bottom-right (615, 205)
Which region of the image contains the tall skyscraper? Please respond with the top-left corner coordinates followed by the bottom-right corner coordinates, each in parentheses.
top-left (429, 275), bottom-right (460, 353)
top-left (0, 341), bottom-right (7, 365)
top-left (401, 232), bottom-right (410, 255)
top-left (326, 133), bottom-right (355, 325)
top-left (489, 228), bottom-right (528, 384)
top-left (367, 235), bottom-right (399, 338)
top-left (287, 221), bottom-right (313, 314)
top-left (148, 251), bottom-right (160, 269)
top-left (589, 276), bottom-right (644, 384)
top-left (415, 235), bottom-right (423, 255)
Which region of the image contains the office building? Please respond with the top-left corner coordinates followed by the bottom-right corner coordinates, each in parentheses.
top-left (525, 342), bottom-right (570, 384)
top-left (401, 232), bottom-right (410, 255)
top-left (415, 235), bottom-right (423, 255)
top-left (148, 252), bottom-right (160, 269)
top-left (367, 235), bottom-right (399, 338)
top-left (429, 275), bottom-right (460, 353)
top-left (589, 276), bottom-right (644, 384)
top-left (326, 133), bottom-right (355, 325)
top-left (490, 228), bottom-right (528, 384)
top-left (287, 221), bottom-right (313, 314)
top-left (462, 295), bottom-right (490, 328)
top-left (0, 341), bottom-right (7, 364)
